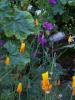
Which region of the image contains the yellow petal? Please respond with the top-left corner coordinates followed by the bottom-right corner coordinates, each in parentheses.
top-left (72, 76), bottom-right (75, 80)
top-left (42, 71), bottom-right (49, 81)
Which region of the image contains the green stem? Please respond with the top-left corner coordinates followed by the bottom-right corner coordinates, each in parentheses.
top-left (70, 94), bottom-right (73, 100)
top-left (45, 93), bottom-right (47, 100)
top-left (19, 93), bottom-right (21, 100)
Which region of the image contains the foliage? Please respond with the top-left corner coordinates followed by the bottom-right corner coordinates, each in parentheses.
top-left (0, 0), bottom-right (75, 100)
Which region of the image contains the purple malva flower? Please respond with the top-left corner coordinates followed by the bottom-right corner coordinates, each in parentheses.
top-left (47, 23), bottom-right (54, 31)
top-left (43, 21), bottom-right (54, 31)
top-left (48, 0), bottom-right (57, 5)
top-left (0, 40), bottom-right (5, 46)
top-left (38, 33), bottom-right (47, 46)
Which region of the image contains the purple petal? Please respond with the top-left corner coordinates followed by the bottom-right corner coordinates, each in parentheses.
top-left (0, 40), bottom-right (5, 46)
top-left (48, 0), bottom-right (57, 5)
top-left (43, 22), bottom-right (48, 29)
top-left (43, 21), bottom-right (54, 31)
top-left (47, 23), bottom-right (54, 31)
top-left (38, 33), bottom-right (47, 46)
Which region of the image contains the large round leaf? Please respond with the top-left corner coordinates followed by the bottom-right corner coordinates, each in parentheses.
top-left (3, 9), bottom-right (35, 40)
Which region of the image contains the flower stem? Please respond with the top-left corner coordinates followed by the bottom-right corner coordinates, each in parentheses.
top-left (70, 94), bottom-right (72, 100)
top-left (19, 93), bottom-right (21, 100)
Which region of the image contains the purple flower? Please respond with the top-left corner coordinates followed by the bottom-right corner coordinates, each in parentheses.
top-left (43, 21), bottom-right (48, 29)
top-left (38, 33), bottom-right (47, 46)
top-left (47, 23), bottom-right (54, 31)
top-left (0, 40), bottom-right (5, 46)
top-left (43, 21), bottom-right (54, 31)
top-left (48, 0), bottom-right (57, 5)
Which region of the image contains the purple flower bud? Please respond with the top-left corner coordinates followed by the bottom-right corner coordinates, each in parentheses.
top-left (48, 0), bottom-right (57, 5)
top-left (38, 33), bottom-right (47, 46)
top-left (47, 23), bottom-right (54, 31)
top-left (43, 21), bottom-right (54, 31)
top-left (0, 40), bottom-right (5, 46)
top-left (43, 21), bottom-right (48, 29)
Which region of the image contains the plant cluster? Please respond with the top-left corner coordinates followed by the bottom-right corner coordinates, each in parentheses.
top-left (0, 0), bottom-right (75, 100)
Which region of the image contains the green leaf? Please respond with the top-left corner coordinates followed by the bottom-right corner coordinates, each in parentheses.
top-left (68, 0), bottom-right (75, 6)
top-left (52, 3), bottom-right (64, 15)
top-left (0, 1), bottom-right (10, 21)
top-left (60, 0), bottom-right (68, 5)
top-left (3, 9), bottom-right (35, 40)
top-left (62, 44), bottom-right (75, 49)
top-left (4, 41), bottom-right (30, 69)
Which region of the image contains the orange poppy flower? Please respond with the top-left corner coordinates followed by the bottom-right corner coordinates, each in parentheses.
top-left (41, 71), bottom-right (52, 93)
top-left (17, 82), bottom-right (22, 94)
top-left (41, 79), bottom-right (52, 93)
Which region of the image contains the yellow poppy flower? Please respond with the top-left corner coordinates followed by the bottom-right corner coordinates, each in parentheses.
top-left (5, 56), bottom-right (10, 65)
top-left (20, 42), bottom-right (26, 54)
top-left (17, 82), bottom-right (22, 94)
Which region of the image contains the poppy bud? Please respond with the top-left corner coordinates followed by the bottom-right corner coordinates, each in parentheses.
top-left (35, 19), bottom-right (39, 27)
top-left (5, 56), bottom-right (10, 65)
top-left (20, 42), bottom-right (26, 54)
top-left (17, 83), bottom-right (22, 94)
top-left (57, 80), bottom-right (61, 86)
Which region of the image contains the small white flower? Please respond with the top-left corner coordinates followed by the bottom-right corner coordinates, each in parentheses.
top-left (35, 10), bottom-right (42, 16)
top-left (49, 72), bottom-right (53, 75)
top-left (27, 4), bottom-right (33, 11)
top-left (58, 94), bottom-right (63, 98)
top-left (45, 91), bottom-right (50, 94)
